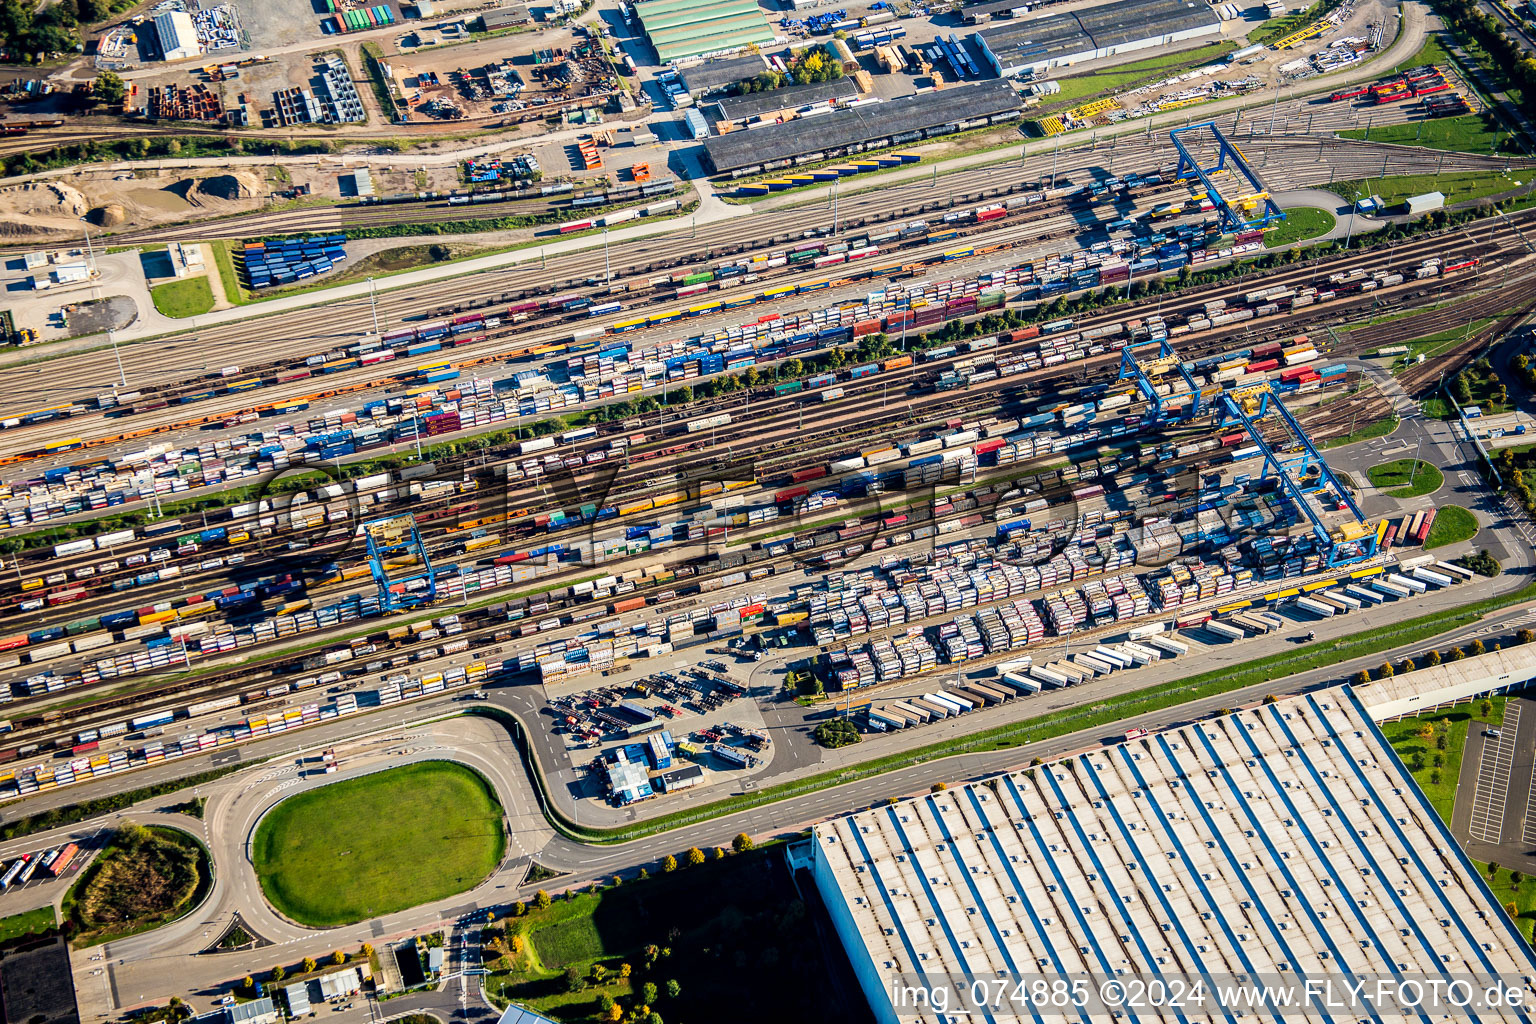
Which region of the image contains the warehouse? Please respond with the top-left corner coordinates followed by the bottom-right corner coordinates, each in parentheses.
top-left (479, 5), bottom-right (531, 30)
top-left (804, 688), bottom-right (1536, 1024)
top-left (153, 10), bottom-right (203, 62)
top-left (974, 0), bottom-right (1221, 78)
top-left (676, 53), bottom-right (769, 96)
top-left (635, 0), bottom-right (778, 63)
top-left (702, 80), bottom-right (1021, 175)
top-left (706, 78), bottom-right (859, 128)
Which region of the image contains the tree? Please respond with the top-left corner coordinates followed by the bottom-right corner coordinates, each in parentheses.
top-left (241, 977), bottom-right (254, 992)
top-left (1427, 649), bottom-right (1443, 666)
top-left (302, 957), bottom-right (317, 974)
top-left (1471, 639), bottom-right (1487, 656)
top-left (332, 951), bottom-right (346, 966)
top-left (661, 854), bottom-right (677, 873)
top-left (620, 963), bottom-right (633, 979)
top-left (604, 1006), bottom-right (622, 1023)
top-left (644, 944), bottom-right (660, 968)
top-left (1520, 629), bottom-right (1535, 645)
top-left (1415, 724), bottom-right (1433, 742)
top-left (732, 832), bottom-right (754, 853)
top-left (931, 782), bottom-right (948, 792)
top-left (597, 994), bottom-right (616, 1013)
top-left (1353, 670), bottom-right (1372, 685)
top-left (428, 243), bottom-right (451, 262)
top-left (1513, 870), bottom-right (1525, 887)
top-left (685, 846), bottom-right (705, 867)
top-left (648, 1013), bottom-right (663, 1024)
top-left (666, 979), bottom-right (681, 999)
top-left (512, 900), bottom-right (526, 917)
top-left (271, 965), bottom-right (286, 983)
top-left (1379, 661), bottom-right (1395, 678)
top-left (1490, 862), bottom-right (1501, 881)
top-left (1482, 699), bottom-right (1494, 718)
top-left (642, 981), bottom-right (659, 1005)
top-left (1398, 659), bottom-right (1415, 675)
top-left (564, 966), bottom-right (583, 993)
top-left (535, 890), bottom-right (551, 910)
top-left (93, 70), bottom-right (125, 106)
top-left (360, 943), bottom-right (374, 958)
top-left (1451, 647), bottom-right (1468, 661)
top-left (715, 847), bottom-right (728, 860)
top-left (592, 964), bottom-right (608, 983)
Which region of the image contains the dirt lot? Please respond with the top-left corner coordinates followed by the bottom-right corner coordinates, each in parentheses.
top-left (0, 166), bottom-right (337, 242)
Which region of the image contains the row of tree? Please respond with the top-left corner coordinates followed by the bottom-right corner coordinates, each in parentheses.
top-left (1352, 629), bottom-right (1534, 685)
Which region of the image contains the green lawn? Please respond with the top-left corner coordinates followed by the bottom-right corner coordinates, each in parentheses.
top-left (252, 761), bottom-right (506, 928)
top-left (1333, 171), bottom-right (1525, 208)
top-left (149, 275), bottom-right (215, 318)
top-left (1380, 696), bottom-right (1503, 825)
top-left (1367, 458), bottom-right (1444, 497)
top-left (1044, 42), bottom-right (1236, 106)
top-left (1482, 861), bottom-right (1536, 941)
top-left (1426, 505), bottom-right (1479, 549)
top-left (1264, 207), bottom-right (1336, 248)
top-left (0, 905), bottom-right (56, 943)
top-left (1338, 113), bottom-right (1513, 153)
top-left (1319, 413), bottom-right (1398, 448)
top-left (1392, 318), bottom-right (1496, 374)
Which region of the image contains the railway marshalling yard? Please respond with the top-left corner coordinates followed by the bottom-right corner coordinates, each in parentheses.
top-left (8, 0), bottom-right (1536, 1021)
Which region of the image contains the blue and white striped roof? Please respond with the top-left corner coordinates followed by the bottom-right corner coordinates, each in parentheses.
top-left (813, 687), bottom-right (1536, 1024)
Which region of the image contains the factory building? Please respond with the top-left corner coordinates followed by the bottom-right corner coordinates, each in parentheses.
top-left (974, 0), bottom-right (1221, 78)
top-left (702, 81), bottom-right (1021, 176)
top-left (153, 10), bottom-right (203, 62)
top-left (634, 0), bottom-right (777, 63)
top-left (705, 78), bottom-right (859, 130)
top-left (804, 687), bottom-right (1536, 1024)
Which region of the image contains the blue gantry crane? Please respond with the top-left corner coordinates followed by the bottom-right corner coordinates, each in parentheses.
top-left (1170, 121), bottom-right (1287, 234)
top-left (1118, 340), bottom-right (1205, 425)
top-left (362, 513), bottom-right (437, 611)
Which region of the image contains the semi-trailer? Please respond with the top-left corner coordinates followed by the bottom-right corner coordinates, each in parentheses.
top-left (1030, 664), bottom-right (1070, 688)
top-left (1346, 583), bottom-right (1384, 604)
top-left (1388, 572), bottom-right (1428, 594)
top-left (1094, 645), bottom-right (1134, 670)
top-left (891, 700), bottom-right (931, 724)
top-left (1326, 590), bottom-right (1362, 611)
top-left (1311, 594), bottom-right (1350, 615)
top-left (1436, 560), bottom-right (1475, 581)
top-left (1412, 566), bottom-right (1454, 588)
top-left (1232, 613), bottom-right (1270, 634)
top-left (1073, 653), bottom-right (1115, 676)
top-left (870, 707), bottom-right (910, 730)
top-left (1205, 619), bottom-right (1246, 641)
top-left (1127, 622), bottom-right (1168, 641)
top-left (935, 691), bottom-right (977, 713)
top-left (1397, 553), bottom-right (1436, 571)
top-left (1372, 578), bottom-right (1410, 599)
top-left (1294, 596), bottom-right (1336, 618)
top-left (968, 681), bottom-right (1013, 703)
top-left (1002, 671), bottom-right (1041, 694)
top-left (1147, 636), bottom-right (1188, 657)
top-left (950, 684), bottom-right (998, 706)
top-left (1122, 641), bottom-right (1162, 664)
top-left (909, 697), bottom-right (952, 719)
top-left (1254, 611), bottom-right (1285, 630)
top-left (1053, 661), bottom-right (1090, 684)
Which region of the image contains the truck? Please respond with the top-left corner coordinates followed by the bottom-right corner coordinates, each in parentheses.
top-left (1147, 636), bottom-right (1188, 657)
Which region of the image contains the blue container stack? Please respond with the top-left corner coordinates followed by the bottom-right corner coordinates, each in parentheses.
top-left (244, 235), bottom-right (349, 289)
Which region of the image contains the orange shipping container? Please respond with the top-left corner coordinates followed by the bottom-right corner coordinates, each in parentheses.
top-left (881, 355), bottom-right (913, 371)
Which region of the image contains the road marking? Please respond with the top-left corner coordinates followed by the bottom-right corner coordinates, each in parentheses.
top-left (1470, 703), bottom-right (1521, 844)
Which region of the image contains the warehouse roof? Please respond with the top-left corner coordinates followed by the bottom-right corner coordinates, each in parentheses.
top-left (636, 0), bottom-right (776, 62)
top-left (677, 53), bottom-right (770, 95)
top-left (480, 6), bottom-right (530, 29)
top-left (810, 687), bottom-right (1536, 1024)
top-left (978, 0), bottom-right (1219, 71)
top-left (709, 78), bottom-right (859, 123)
top-left (703, 80), bottom-right (1020, 172)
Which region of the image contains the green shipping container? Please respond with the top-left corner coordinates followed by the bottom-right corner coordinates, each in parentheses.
top-left (978, 289), bottom-right (1006, 311)
top-left (65, 617), bottom-right (100, 636)
top-left (773, 380), bottom-right (804, 395)
top-left (682, 271), bottom-right (713, 286)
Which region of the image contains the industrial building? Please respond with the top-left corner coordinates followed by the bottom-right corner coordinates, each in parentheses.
top-left (974, 0), bottom-right (1221, 78)
top-left (804, 688), bottom-right (1536, 1024)
top-left (153, 10), bottom-right (203, 62)
top-left (706, 78), bottom-right (859, 129)
top-left (675, 53), bottom-right (769, 97)
top-left (634, 0), bottom-right (777, 63)
top-left (702, 81), bottom-right (1021, 175)
top-left (479, 5), bottom-right (531, 30)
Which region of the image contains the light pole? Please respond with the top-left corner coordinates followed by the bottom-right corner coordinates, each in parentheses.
top-left (366, 277), bottom-right (380, 337)
top-left (603, 228), bottom-right (611, 285)
top-left (106, 327), bottom-right (127, 389)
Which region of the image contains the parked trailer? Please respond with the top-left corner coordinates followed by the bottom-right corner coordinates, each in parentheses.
top-left (1413, 566), bottom-right (1454, 588)
top-left (909, 696), bottom-right (952, 719)
top-left (1122, 641), bottom-right (1162, 664)
top-left (955, 683), bottom-right (1005, 706)
top-left (1231, 613), bottom-right (1270, 634)
top-left (1254, 611), bottom-right (1286, 630)
top-left (1002, 671), bottom-right (1041, 694)
top-left (1388, 572), bottom-right (1428, 594)
top-left (1093, 645), bottom-right (1133, 670)
top-left (1050, 661), bottom-right (1089, 684)
top-left (1147, 636), bottom-right (1188, 657)
top-left (1030, 664), bottom-right (1070, 688)
top-left (1371, 578), bottom-right (1410, 599)
top-left (870, 707), bottom-right (910, 729)
top-left (970, 680), bottom-right (1014, 702)
top-left (936, 691), bottom-right (977, 712)
top-left (1325, 590), bottom-right (1362, 611)
top-left (1311, 594), bottom-right (1351, 615)
top-left (1205, 619), bottom-right (1246, 640)
top-left (1346, 584), bottom-right (1385, 604)
top-left (1294, 596), bottom-right (1336, 618)
top-left (1436, 560), bottom-right (1475, 582)
top-left (890, 700), bottom-right (931, 724)
top-left (1127, 622), bottom-right (1167, 641)
top-left (1073, 652), bottom-right (1115, 676)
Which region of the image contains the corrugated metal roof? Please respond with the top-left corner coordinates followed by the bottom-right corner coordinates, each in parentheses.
top-left (635, 0), bottom-right (775, 60)
top-left (711, 78), bottom-right (859, 122)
